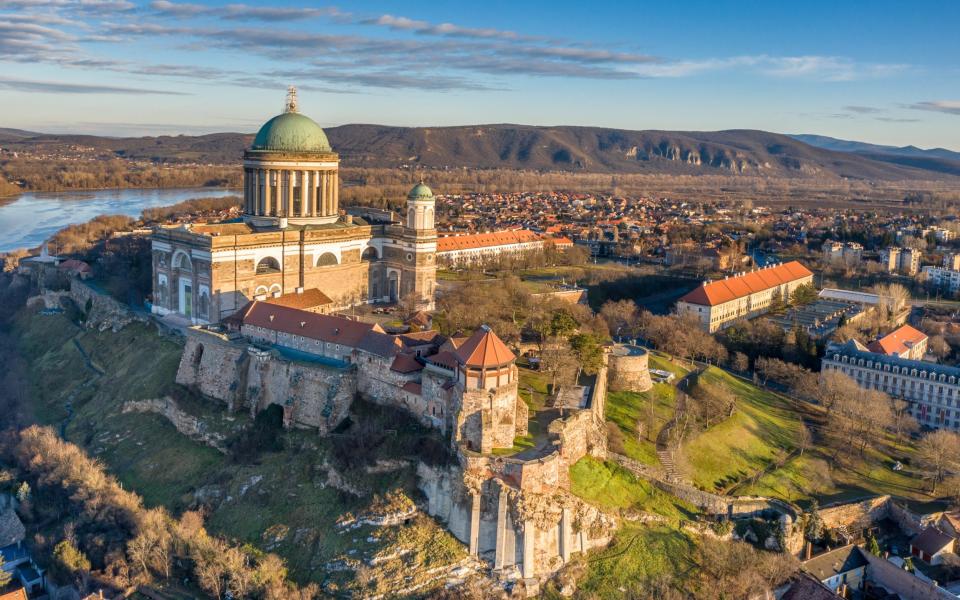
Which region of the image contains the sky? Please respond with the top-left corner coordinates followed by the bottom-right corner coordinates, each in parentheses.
top-left (1, 0), bottom-right (959, 149)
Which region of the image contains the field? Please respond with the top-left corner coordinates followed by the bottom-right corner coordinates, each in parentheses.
top-left (8, 306), bottom-right (464, 590)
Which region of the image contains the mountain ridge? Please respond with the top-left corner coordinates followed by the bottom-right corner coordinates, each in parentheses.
top-left (2, 125), bottom-right (958, 181)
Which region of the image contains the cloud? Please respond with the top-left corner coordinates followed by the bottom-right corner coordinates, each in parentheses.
top-left (844, 105), bottom-right (883, 114)
top-left (0, 0), bottom-right (133, 12)
top-left (364, 14), bottom-right (526, 41)
top-left (875, 117), bottom-right (920, 123)
top-left (908, 101), bottom-right (960, 115)
top-left (0, 76), bottom-right (189, 94)
top-left (150, 0), bottom-right (343, 22)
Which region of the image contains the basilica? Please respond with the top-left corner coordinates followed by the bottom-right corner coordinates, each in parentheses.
top-left (150, 88), bottom-right (437, 324)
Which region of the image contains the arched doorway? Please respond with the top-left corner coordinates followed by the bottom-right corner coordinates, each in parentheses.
top-left (388, 271), bottom-right (399, 303)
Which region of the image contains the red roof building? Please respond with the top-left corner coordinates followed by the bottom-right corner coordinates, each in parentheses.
top-left (676, 261), bottom-right (814, 332)
top-left (867, 324), bottom-right (928, 360)
top-left (453, 325), bottom-right (517, 389)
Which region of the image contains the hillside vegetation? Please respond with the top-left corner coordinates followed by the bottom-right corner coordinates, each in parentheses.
top-left (6, 306), bottom-right (465, 593)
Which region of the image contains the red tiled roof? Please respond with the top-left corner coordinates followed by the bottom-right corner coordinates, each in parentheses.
top-left (868, 324), bottom-right (928, 356)
top-left (239, 301), bottom-right (381, 347)
top-left (454, 325), bottom-right (515, 368)
top-left (0, 589), bottom-right (28, 600)
top-left (677, 261), bottom-right (813, 307)
top-left (390, 353), bottom-right (424, 373)
top-left (428, 350), bottom-right (460, 370)
top-left (436, 229), bottom-right (542, 253)
top-left (549, 236), bottom-right (573, 246)
top-left (264, 288), bottom-right (333, 310)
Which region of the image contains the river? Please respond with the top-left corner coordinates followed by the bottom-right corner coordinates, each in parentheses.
top-left (0, 187), bottom-right (238, 253)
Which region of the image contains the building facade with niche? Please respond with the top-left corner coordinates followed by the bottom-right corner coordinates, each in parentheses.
top-left (151, 88), bottom-right (437, 324)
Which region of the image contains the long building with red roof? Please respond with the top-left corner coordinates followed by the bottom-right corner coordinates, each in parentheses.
top-left (435, 229), bottom-right (568, 266)
top-left (676, 261), bottom-right (814, 332)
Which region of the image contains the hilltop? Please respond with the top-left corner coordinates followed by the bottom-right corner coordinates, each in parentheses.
top-left (3, 125), bottom-right (959, 181)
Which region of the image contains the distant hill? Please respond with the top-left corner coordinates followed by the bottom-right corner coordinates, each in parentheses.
top-left (791, 134), bottom-right (960, 177)
top-left (3, 124), bottom-right (959, 181)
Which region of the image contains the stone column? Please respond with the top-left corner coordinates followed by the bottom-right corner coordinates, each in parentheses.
top-left (264, 169), bottom-right (272, 216)
top-left (321, 171), bottom-right (329, 216)
top-left (560, 508), bottom-right (571, 563)
top-left (242, 169), bottom-right (249, 213)
top-left (494, 486), bottom-right (508, 570)
top-left (332, 170), bottom-right (339, 215)
top-left (287, 171), bottom-right (297, 217)
top-left (302, 170), bottom-right (309, 217)
top-left (305, 171), bottom-right (313, 217)
top-left (522, 520), bottom-right (536, 579)
top-left (469, 493), bottom-right (481, 557)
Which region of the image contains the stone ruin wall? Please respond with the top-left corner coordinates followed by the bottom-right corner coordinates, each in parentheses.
top-left (417, 462), bottom-right (616, 581)
top-left (176, 332), bottom-right (354, 433)
top-left (70, 279), bottom-right (150, 332)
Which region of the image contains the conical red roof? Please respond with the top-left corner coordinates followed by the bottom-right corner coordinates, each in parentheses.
top-left (454, 325), bottom-right (515, 368)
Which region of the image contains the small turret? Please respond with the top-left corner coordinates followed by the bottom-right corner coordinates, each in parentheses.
top-left (406, 181), bottom-right (435, 231)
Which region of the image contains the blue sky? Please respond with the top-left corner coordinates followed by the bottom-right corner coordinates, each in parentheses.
top-left (1, 0), bottom-right (958, 149)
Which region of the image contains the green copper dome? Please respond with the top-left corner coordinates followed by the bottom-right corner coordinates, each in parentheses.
top-left (251, 112), bottom-right (331, 153)
top-left (407, 182), bottom-right (434, 200)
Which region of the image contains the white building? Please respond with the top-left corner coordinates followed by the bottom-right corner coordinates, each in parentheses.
top-left (821, 240), bottom-right (863, 266)
top-left (822, 340), bottom-right (960, 431)
top-left (943, 253), bottom-right (960, 271)
top-left (880, 247), bottom-right (921, 276)
top-left (922, 266), bottom-right (960, 295)
top-left (675, 261), bottom-right (814, 332)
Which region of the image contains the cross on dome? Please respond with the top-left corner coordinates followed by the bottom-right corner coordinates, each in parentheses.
top-left (285, 85), bottom-right (299, 113)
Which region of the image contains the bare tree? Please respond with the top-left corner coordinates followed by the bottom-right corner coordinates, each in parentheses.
top-left (916, 429), bottom-right (960, 494)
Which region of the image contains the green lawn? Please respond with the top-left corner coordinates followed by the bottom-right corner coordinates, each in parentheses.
top-left (682, 367), bottom-right (803, 493)
top-left (737, 430), bottom-right (933, 507)
top-left (569, 457), bottom-right (696, 521)
top-left (551, 525), bottom-right (695, 599)
top-left (604, 351), bottom-right (687, 465)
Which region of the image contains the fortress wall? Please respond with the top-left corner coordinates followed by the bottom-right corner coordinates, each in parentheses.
top-left (417, 461), bottom-right (617, 580)
top-left (458, 381), bottom-right (521, 452)
top-left (177, 332), bottom-right (248, 407)
top-left (246, 356), bottom-right (355, 432)
top-left (175, 330), bottom-right (355, 433)
top-left (608, 345), bottom-right (653, 393)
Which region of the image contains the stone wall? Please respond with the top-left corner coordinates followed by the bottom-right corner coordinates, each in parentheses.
top-left (176, 330), bottom-right (354, 433)
top-left (122, 397), bottom-right (227, 451)
top-left (608, 345), bottom-right (652, 393)
top-left (456, 381), bottom-right (522, 453)
top-left (70, 279), bottom-right (149, 332)
top-left (417, 462), bottom-right (616, 581)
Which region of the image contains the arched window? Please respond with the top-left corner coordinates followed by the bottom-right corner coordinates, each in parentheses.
top-left (316, 252), bottom-right (338, 267)
top-left (256, 257), bottom-right (281, 274)
top-left (362, 247), bottom-right (379, 261)
top-left (174, 251), bottom-right (192, 271)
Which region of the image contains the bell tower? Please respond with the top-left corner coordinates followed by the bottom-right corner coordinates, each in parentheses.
top-left (397, 182), bottom-right (437, 310)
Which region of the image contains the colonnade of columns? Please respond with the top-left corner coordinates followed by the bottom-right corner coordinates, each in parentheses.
top-left (243, 167), bottom-right (339, 219)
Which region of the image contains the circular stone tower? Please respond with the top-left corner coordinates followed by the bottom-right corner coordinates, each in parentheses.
top-left (242, 86), bottom-right (341, 227)
top-left (608, 344), bottom-right (653, 392)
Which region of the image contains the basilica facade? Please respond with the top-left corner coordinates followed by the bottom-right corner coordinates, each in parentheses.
top-left (150, 89), bottom-right (437, 324)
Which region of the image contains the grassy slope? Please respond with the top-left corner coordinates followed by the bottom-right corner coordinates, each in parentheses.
top-left (556, 525), bottom-right (696, 599)
top-left (682, 367), bottom-right (803, 493)
top-left (569, 457), bottom-right (695, 522)
top-left (11, 307), bottom-right (462, 588)
top-left (605, 353), bottom-right (687, 465)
